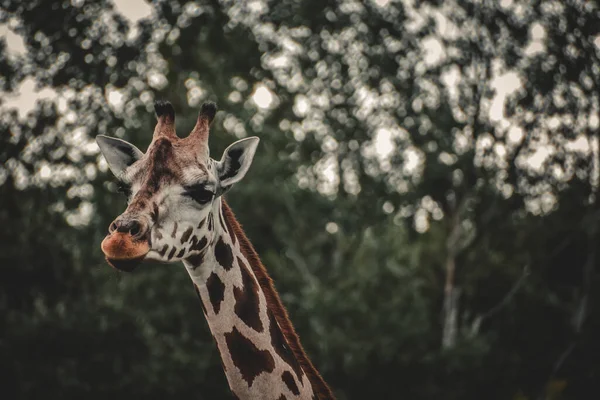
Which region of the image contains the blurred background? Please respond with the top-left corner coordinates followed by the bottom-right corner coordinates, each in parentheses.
top-left (1, 0), bottom-right (599, 399)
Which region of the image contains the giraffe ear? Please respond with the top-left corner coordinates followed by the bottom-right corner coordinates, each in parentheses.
top-left (96, 135), bottom-right (144, 179)
top-left (216, 137), bottom-right (260, 189)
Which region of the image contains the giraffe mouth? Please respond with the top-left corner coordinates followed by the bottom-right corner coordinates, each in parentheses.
top-left (101, 231), bottom-right (150, 272)
top-left (105, 255), bottom-right (146, 272)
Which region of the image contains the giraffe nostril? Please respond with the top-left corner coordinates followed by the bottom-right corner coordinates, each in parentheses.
top-left (129, 221), bottom-right (141, 237)
top-left (110, 218), bottom-right (147, 239)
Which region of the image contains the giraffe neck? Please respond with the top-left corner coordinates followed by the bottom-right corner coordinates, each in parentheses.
top-left (182, 199), bottom-right (334, 400)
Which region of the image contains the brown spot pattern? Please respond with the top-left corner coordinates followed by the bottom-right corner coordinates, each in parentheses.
top-left (171, 222), bottom-right (178, 238)
top-left (176, 248), bottom-right (186, 258)
top-left (187, 252), bottom-right (205, 269)
top-left (190, 236), bottom-right (208, 252)
top-left (282, 371), bottom-right (300, 396)
top-left (108, 139), bottom-right (179, 228)
top-left (214, 236), bottom-right (233, 270)
top-left (233, 263), bottom-right (263, 332)
top-left (180, 227), bottom-right (193, 243)
top-left (269, 312), bottom-right (304, 381)
top-left (221, 201), bottom-right (333, 399)
top-left (224, 327), bottom-right (275, 386)
top-left (197, 218), bottom-right (206, 230)
top-left (143, 139), bottom-right (177, 192)
top-left (158, 244), bottom-right (168, 257)
top-left (206, 272), bottom-right (225, 314)
top-left (167, 247), bottom-right (176, 260)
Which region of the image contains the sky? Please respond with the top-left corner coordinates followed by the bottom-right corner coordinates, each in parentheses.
top-left (112, 0), bottom-right (153, 22)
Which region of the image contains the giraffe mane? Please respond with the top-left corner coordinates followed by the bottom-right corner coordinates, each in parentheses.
top-left (221, 200), bottom-right (335, 400)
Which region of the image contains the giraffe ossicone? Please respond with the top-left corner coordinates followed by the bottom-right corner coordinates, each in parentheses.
top-left (96, 101), bottom-right (335, 400)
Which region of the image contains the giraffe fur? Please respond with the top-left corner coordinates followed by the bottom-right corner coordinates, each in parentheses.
top-left (96, 100), bottom-right (334, 400)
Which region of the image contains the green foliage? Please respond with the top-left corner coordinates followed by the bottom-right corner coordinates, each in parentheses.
top-left (2, 0), bottom-right (600, 399)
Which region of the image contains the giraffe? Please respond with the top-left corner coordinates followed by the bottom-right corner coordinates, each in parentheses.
top-left (96, 101), bottom-right (335, 400)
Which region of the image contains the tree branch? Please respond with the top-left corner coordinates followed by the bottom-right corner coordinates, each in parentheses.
top-left (470, 264), bottom-right (530, 335)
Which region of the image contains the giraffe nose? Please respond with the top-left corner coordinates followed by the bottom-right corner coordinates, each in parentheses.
top-left (102, 215), bottom-right (150, 269)
top-left (109, 218), bottom-right (147, 239)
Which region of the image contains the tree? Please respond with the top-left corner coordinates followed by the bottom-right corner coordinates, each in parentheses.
top-left (3, 0), bottom-right (600, 398)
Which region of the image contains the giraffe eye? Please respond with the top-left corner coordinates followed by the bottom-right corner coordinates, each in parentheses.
top-left (116, 182), bottom-right (132, 198)
top-left (183, 184), bottom-right (214, 204)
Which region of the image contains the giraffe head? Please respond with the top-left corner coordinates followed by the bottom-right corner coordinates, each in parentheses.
top-left (96, 101), bottom-right (259, 271)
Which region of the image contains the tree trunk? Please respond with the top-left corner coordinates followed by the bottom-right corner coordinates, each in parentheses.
top-left (442, 255), bottom-right (459, 349)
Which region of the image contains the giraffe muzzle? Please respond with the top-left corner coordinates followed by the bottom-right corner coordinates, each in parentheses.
top-left (101, 217), bottom-right (151, 272)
